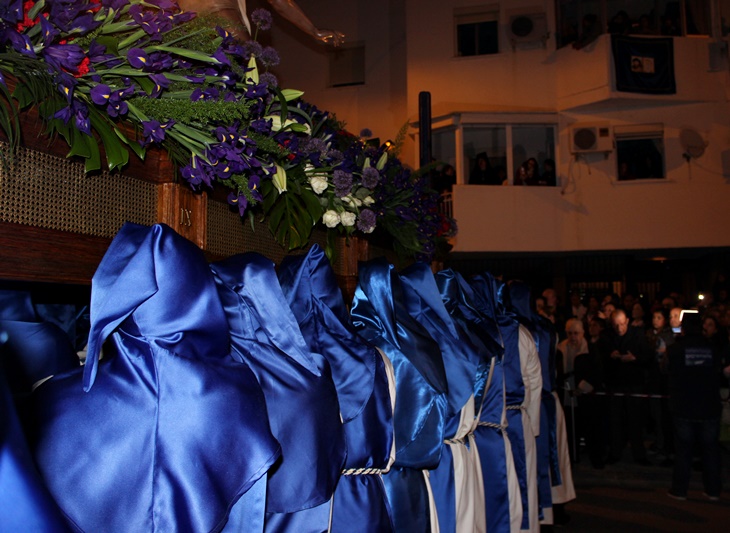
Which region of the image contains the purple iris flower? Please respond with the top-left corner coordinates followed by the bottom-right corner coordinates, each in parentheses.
top-left (0, 0), bottom-right (23, 23)
top-left (127, 48), bottom-right (149, 69)
top-left (129, 5), bottom-right (171, 40)
top-left (38, 16), bottom-right (60, 47)
top-left (182, 156), bottom-right (212, 188)
top-left (87, 40), bottom-right (122, 68)
top-left (245, 83), bottom-right (268, 99)
top-left (53, 100), bottom-right (90, 135)
top-left (212, 49), bottom-right (231, 66)
top-left (190, 87), bottom-right (219, 101)
top-left (249, 118), bottom-right (272, 135)
top-left (148, 73), bottom-right (169, 97)
top-left (90, 84), bottom-right (112, 106)
top-left (145, 51), bottom-right (174, 72)
top-left (101, 0), bottom-right (129, 12)
top-left (106, 94), bottom-right (128, 118)
top-left (140, 119), bottom-right (175, 146)
top-left (248, 174), bottom-right (262, 201)
top-left (227, 191), bottom-right (248, 216)
top-left (55, 72), bottom-right (77, 103)
top-left (1, 28), bottom-right (36, 58)
top-left (48, 1), bottom-right (96, 34)
top-left (42, 44), bottom-right (87, 72)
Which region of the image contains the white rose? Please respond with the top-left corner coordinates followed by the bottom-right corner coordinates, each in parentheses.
top-left (340, 211), bottom-right (356, 227)
top-left (323, 210), bottom-right (341, 228)
top-left (363, 196), bottom-right (375, 206)
top-left (309, 175), bottom-right (328, 195)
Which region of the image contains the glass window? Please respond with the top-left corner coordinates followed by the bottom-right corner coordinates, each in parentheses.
top-left (512, 126), bottom-right (557, 186)
top-left (463, 126), bottom-right (507, 185)
top-left (557, 0), bottom-right (714, 43)
top-left (722, 0), bottom-right (730, 36)
top-left (455, 9), bottom-right (500, 56)
top-left (616, 136), bottom-right (665, 180)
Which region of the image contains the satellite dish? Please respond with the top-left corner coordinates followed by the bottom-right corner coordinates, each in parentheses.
top-left (679, 128), bottom-right (707, 160)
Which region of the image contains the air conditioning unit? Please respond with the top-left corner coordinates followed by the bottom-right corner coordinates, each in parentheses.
top-left (507, 12), bottom-right (548, 47)
top-left (570, 124), bottom-right (613, 153)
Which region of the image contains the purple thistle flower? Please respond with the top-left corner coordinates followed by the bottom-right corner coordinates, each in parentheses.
top-left (357, 209), bottom-right (377, 233)
top-left (361, 167), bottom-right (380, 189)
top-left (326, 149), bottom-right (344, 164)
top-left (333, 169), bottom-right (353, 198)
top-left (259, 72), bottom-right (278, 88)
top-left (251, 9), bottom-right (273, 31)
top-left (259, 47), bottom-right (280, 67)
top-left (242, 40), bottom-right (262, 59)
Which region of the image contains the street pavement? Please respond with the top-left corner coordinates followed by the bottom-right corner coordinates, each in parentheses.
top-left (564, 443), bottom-right (730, 531)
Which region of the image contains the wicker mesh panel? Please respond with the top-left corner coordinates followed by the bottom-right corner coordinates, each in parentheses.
top-left (206, 199), bottom-right (288, 263)
top-left (206, 200), bottom-right (355, 274)
top-left (0, 143), bottom-right (157, 237)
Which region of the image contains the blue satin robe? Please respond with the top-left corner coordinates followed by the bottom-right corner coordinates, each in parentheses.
top-left (508, 281), bottom-right (561, 517)
top-left (400, 263), bottom-right (485, 533)
top-left (210, 252), bottom-right (346, 533)
top-left (0, 291), bottom-right (79, 402)
top-left (29, 223), bottom-right (281, 533)
top-left (469, 273), bottom-right (521, 533)
top-left (351, 258), bottom-right (449, 533)
top-left (0, 345), bottom-right (69, 532)
top-left (493, 282), bottom-right (531, 529)
top-left (277, 245), bottom-right (396, 533)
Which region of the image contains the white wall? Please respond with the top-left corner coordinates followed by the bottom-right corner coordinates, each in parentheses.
top-left (266, 0), bottom-right (730, 254)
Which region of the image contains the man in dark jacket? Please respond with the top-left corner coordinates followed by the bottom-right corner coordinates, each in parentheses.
top-left (667, 312), bottom-right (724, 501)
top-left (605, 309), bottom-right (652, 465)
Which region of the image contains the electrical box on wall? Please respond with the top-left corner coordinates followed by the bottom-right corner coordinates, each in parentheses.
top-left (570, 124), bottom-right (613, 153)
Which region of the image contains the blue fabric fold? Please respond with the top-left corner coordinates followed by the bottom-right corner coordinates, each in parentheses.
top-left (211, 252), bottom-right (346, 532)
top-left (0, 346), bottom-right (69, 532)
top-left (351, 258), bottom-right (449, 532)
top-left (277, 245), bottom-right (395, 533)
top-left (30, 223), bottom-right (280, 533)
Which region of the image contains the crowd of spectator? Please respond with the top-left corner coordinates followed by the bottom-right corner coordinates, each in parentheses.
top-left (535, 285), bottom-right (730, 500)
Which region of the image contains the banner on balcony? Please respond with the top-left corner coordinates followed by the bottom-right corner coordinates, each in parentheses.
top-left (611, 35), bottom-right (676, 94)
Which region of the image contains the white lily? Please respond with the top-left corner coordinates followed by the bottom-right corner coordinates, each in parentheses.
top-left (272, 164), bottom-right (287, 193)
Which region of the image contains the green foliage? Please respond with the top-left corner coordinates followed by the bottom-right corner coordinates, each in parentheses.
top-left (129, 97), bottom-right (253, 126)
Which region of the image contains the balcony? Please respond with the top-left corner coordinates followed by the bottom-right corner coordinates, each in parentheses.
top-left (556, 33), bottom-right (726, 112)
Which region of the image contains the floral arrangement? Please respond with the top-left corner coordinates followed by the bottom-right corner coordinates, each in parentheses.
top-left (0, 0), bottom-right (456, 261)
